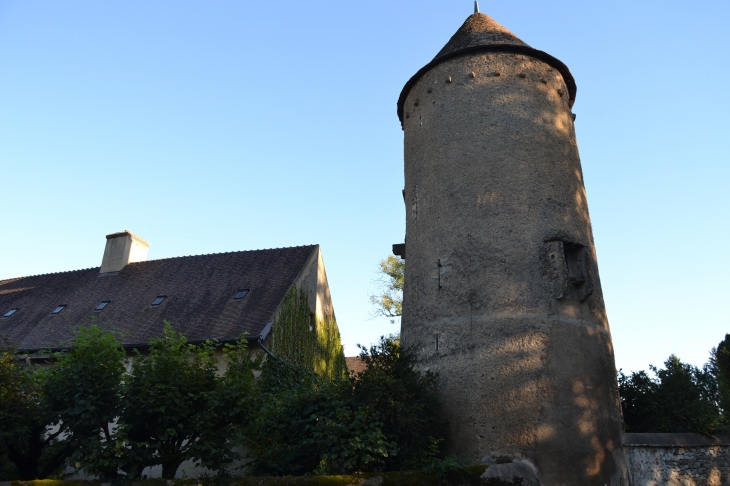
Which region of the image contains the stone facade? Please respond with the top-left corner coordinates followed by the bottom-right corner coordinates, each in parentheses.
top-left (397, 12), bottom-right (627, 486)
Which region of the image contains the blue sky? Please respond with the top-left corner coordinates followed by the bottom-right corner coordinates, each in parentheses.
top-left (1, 0), bottom-right (728, 373)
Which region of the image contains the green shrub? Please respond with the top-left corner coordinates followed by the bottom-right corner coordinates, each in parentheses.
top-left (244, 335), bottom-right (446, 476)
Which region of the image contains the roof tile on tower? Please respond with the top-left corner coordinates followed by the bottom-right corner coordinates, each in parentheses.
top-left (397, 13), bottom-right (577, 124)
top-left (434, 13), bottom-right (530, 59)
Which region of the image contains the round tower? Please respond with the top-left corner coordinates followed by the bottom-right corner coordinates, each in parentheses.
top-left (398, 12), bottom-right (628, 485)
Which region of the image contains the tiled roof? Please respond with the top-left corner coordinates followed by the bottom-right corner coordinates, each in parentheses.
top-left (0, 245), bottom-right (317, 352)
top-left (345, 357), bottom-right (368, 376)
top-left (433, 12), bottom-right (530, 59)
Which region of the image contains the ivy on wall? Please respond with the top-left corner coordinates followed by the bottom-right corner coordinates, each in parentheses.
top-left (269, 287), bottom-right (347, 381)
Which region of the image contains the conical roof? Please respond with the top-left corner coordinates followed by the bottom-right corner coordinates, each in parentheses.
top-left (397, 13), bottom-right (576, 124)
top-left (434, 12), bottom-right (531, 58)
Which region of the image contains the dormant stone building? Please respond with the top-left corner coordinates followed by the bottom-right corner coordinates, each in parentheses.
top-left (396, 9), bottom-right (628, 485)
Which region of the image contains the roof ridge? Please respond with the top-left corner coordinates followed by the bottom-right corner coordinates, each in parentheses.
top-left (0, 267), bottom-right (99, 281)
top-left (0, 245), bottom-right (319, 282)
top-left (135, 244), bottom-right (318, 264)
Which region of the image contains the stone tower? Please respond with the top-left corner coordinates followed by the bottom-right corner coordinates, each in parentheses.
top-left (397, 11), bottom-right (628, 486)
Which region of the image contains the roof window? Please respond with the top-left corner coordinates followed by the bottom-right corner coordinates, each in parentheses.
top-left (51, 305), bottom-right (67, 314)
top-left (95, 301), bottom-right (110, 311)
top-left (151, 296), bottom-right (167, 306)
top-left (2, 308), bottom-right (18, 318)
top-left (234, 289), bottom-right (250, 300)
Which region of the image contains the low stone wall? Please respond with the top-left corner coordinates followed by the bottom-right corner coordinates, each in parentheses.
top-left (624, 433), bottom-right (730, 486)
top-left (1, 467), bottom-right (500, 486)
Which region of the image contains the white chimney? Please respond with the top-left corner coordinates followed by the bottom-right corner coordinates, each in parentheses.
top-left (100, 230), bottom-right (150, 274)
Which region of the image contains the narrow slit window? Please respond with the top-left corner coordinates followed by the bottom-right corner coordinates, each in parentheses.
top-left (151, 296), bottom-right (167, 306)
top-left (3, 308), bottom-right (18, 317)
top-left (52, 305), bottom-right (66, 314)
top-left (95, 301), bottom-right (110, 311)
top-left (234, 289), bottom-right (250, 300)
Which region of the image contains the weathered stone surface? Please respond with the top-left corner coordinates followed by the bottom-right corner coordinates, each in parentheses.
top-left (399, 12), bottom-right (627, 486)
top-left (481, 462), bottom-right (540, 485)
top-left (625, 444), bottom-right (730, 485)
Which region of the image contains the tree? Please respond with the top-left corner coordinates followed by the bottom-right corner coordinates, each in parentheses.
top-left (353, 335), bottom-right (444, 471)
top-left (618, 354), bottom-right (720, 434)
top-left (711, 334), bottom-right (730, 422)
top-left (0, 340), bottom-right (71, 480)
top-left (244, 335), bottom-right (445, 476)
top-left (45, 325), bottom-right (128, 480)
top-left (370, 255), bottom-right (404, 320)
top-left (44, 322), bottom-right (256, 480)
top-left (121, 323), bottom-right (255, 479)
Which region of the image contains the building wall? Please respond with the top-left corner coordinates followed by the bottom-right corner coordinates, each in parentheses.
top-left (292, 245), bottom-right (335, 322)
top-left (400, 51), bottom-right (627, 485)
top-left (266, 245), bottom-right (346, 381)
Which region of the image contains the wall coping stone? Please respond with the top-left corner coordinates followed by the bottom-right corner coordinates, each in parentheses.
top-left (623, 432), bottom-right (730, 447)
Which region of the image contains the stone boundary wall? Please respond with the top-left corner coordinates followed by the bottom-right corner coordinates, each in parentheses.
top-left (624, 433), bottom-right (730, 486)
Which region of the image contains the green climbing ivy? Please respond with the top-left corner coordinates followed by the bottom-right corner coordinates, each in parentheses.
top-left (269, 287), bottom-right (347, 381)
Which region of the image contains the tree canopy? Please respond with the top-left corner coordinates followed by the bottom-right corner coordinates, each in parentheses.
top-left (618, 353), bottom-right (722, 434)
top-left (370, 255), bottom-right (404, 320)
top-left (244, 335), bottom-right (446, 476)
top-left (0, 340), bottom-right (70, 480)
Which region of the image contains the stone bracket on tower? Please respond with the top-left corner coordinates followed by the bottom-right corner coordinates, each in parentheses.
top-left (392, 243), bottom-right (406, 259)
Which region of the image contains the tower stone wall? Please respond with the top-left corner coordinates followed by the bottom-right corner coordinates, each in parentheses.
top-left (399, 13), bottom-right (628, 486)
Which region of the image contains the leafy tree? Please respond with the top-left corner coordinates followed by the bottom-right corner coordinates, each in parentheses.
top-left (246, 357), bottom-right (395, 476)
top-left (353, 335), bottom-right (444, 471)
top-left (619, 354), bottom-right (720, 434)
top-left (245, 335), bottom-right (444, 476)
top-left (45, 325), bottom-right (128, 480)
top-left (711, 333), bottom-right (730, 422)
top-left (369, 255), bottom-right (404, 320)
top-left (44, 322), bottom-right (256, 480)
top-left (120, 323), bottom-right (254, 479)
top-left (0, 340), bottom-right (70, 480)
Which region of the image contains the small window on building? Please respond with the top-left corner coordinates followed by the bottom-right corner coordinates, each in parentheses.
top-left (51, 305), bottom-right (67, 314)
top-left (2, 308), bottom-right (18, 318)
top-left (95, 301), bottom-right (110, 311)
top-left (151, 296), bottom-right (167, 306)
top-left (234, 289), bottom-right (250, 300)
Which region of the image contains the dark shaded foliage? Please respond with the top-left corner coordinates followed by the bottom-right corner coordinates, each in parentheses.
top-left (711, 333), bottom-right (730, 423)
top-left (353, 336), bottom-right (443, 471)
top-left (619, 354), bottom-right (720, 434)
top-left (45, 325), bottom-right (129, 480)
top-left (0, 339), bottom-right (70, 480)
top-left (245, 335), bottom-right (446, 476)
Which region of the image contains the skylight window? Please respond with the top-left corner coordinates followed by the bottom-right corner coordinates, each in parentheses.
top-left (2, 308), bottom-right (18, 318)
top-left (151, 296), bottom-right (167, 306)
top-left (51, 305), bottom-right (67, 314)
top-left (234, 289), bottom-right (250, 300)
top-left (95, 301), bottom-right (110, 311)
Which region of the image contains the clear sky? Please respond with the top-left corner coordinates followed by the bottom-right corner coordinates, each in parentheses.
top-left (1, 0), bottom-right (728, 374)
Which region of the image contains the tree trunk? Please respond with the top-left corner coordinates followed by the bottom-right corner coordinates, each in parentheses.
top-left (161, 459), bottom-right (181, 480)
top-left (7, 427), bottom-right (44, 480)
